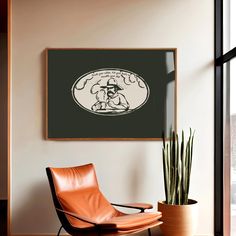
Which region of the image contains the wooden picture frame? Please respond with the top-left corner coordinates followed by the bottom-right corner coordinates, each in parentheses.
top-left (46, 48), bottom-right (177, 140)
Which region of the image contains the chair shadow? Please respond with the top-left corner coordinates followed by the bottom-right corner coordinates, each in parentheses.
top-left (11, 177), bottom-right (162, 235)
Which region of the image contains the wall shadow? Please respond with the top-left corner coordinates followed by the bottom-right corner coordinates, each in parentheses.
top-left (11, 179), bottom-right (60, 234)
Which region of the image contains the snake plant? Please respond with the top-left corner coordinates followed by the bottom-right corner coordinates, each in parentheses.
top-left (162, 129), bottom-right (195, 205)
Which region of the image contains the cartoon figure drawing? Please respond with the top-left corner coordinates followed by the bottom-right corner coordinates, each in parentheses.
top-left (91, 78), bottom-right (129, 113)
top-left (72, 68), bottom-right (149, 116)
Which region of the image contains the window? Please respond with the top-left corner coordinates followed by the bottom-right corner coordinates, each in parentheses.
top-left (215, 0), bottom-right (236, 235)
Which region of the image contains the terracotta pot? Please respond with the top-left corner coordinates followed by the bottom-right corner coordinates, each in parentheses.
top-left (158, 199), bottom-right (198, 236)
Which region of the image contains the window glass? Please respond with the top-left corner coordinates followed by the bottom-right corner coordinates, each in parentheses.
top-left (223, 57), bottom-right (236, 236)
top-left (223, 0), bottom-right (230, 53)
top-left (230, 0), bottom-right (236, 50)
top-left (230, 57), bottom-right (236, 236)
top-left (224, 0), bottom-right (236, 53)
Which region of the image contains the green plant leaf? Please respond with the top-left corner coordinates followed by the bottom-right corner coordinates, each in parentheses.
top-left (161, 129), bottom-right (194, 205)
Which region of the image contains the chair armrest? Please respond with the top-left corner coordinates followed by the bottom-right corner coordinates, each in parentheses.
top-left (56, 208), bottom-right (98, 226)
top-left (111, 203), bottom-right (153, 212)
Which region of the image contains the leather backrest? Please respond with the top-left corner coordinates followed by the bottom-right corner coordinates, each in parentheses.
top-left (47, 164), bottom-right (122, 229)
top-left (49, 163), bottom-right (99, 193)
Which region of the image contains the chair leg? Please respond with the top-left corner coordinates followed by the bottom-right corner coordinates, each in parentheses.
top-left (148, 228), bottom-right (152, 236)
top-left (57, 225), bottom-right (63, 236)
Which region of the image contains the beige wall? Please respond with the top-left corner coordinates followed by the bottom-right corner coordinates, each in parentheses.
top-left (11, 0), bottom-right (214, 235)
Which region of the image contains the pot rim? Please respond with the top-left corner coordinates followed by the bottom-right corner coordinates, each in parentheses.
top-left (158, 199), bottom-right (198, 206)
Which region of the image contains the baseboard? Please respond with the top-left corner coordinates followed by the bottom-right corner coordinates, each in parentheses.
top-left (10, 234), bottom-right (69, 236)
top-left (10, 233), bottom-right (213, 236)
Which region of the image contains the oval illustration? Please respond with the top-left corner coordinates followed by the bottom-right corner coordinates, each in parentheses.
top-left (71, 68), bottom-right (150, 116)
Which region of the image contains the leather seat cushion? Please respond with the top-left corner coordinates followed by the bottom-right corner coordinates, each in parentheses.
top-left (57, 187), bottom-right (123, 228)
top-left (101, 212), bottom-right (162, 230)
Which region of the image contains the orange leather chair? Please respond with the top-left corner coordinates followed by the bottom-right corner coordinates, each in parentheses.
top-left (46, 163), bottom-right (162, 236)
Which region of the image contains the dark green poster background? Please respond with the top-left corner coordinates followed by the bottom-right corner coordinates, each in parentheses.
top-left (47, 49), bottom-right (176, 139)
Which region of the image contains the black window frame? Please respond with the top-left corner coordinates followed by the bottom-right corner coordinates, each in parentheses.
top-left (215, 0), bottom-right (236, 235)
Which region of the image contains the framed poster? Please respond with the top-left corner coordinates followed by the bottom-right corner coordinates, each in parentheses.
top-left (46, 48), bottom-right (177, 140)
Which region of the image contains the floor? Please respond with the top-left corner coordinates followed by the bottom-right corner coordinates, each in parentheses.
top-left (0, 200), bottom-right (7, 236)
